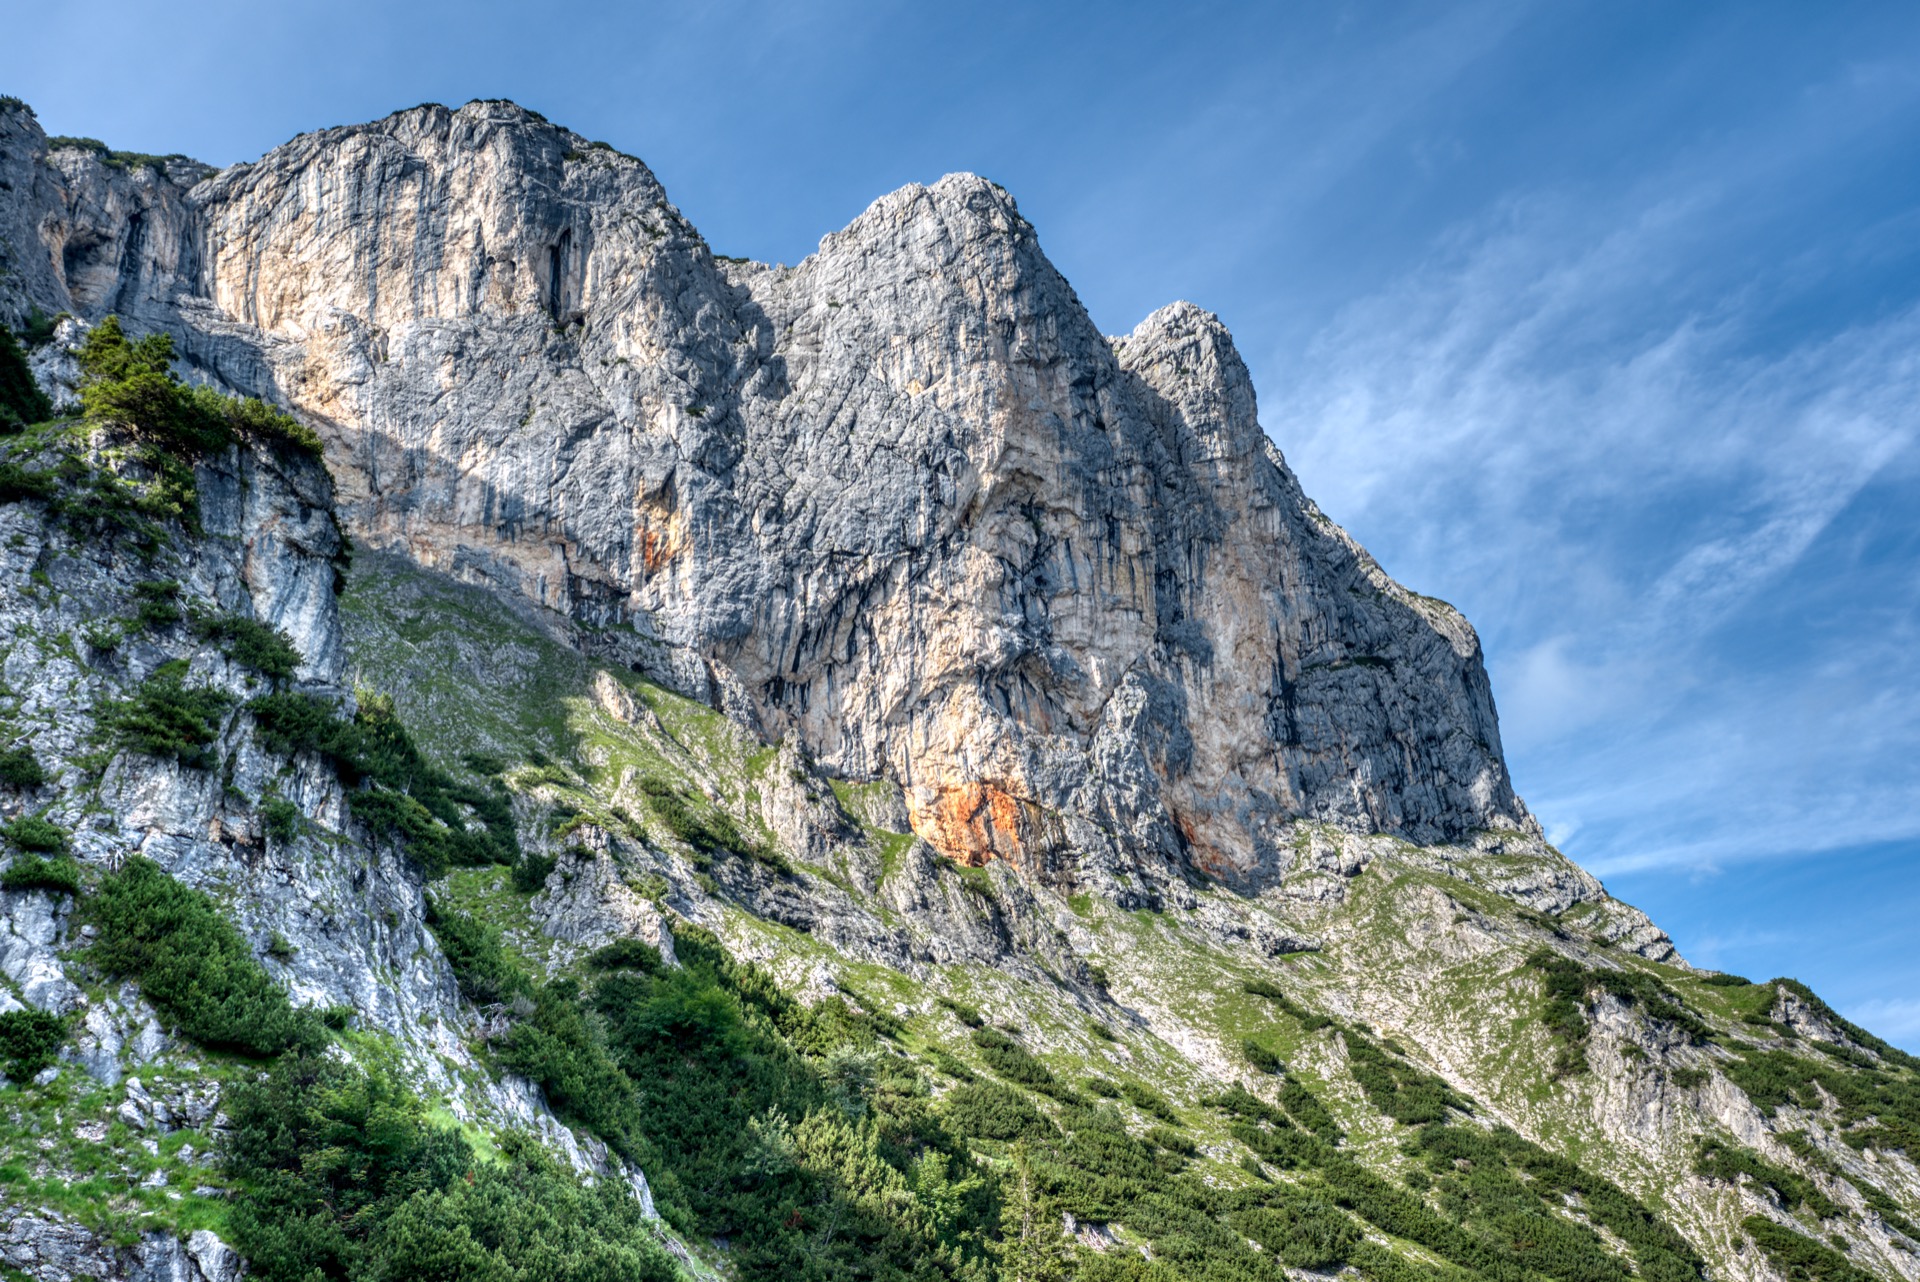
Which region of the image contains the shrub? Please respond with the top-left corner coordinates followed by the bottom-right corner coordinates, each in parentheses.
top-left (1702, 972), bottom-right (1753, 987)
top-left (132, 579), bottom-right (181, 630)
top-left (1525, 949), bottom-right (1712, 1077)
top-left (0, 325), bottom-right (51, 432)
top-left (1234, 1193), bottom-right (1362, 1269)
top-left (1280, 1078), bottom-right (1342, 1140)
top-left (0, 1009), bottom-right (66, 1079)
top-left (0, 462), bottom-right (56, 505)
top-left (1243, 1038), bottom-right (1285, 1074)
top-left (223, 1051), bottom-right (678, 1282)
top-left (1742, 1215), bottom-right (1875, 1282)
top-left (266, 932), bottom-right (297, 962)
top-left (2, 815), bottom-right (69, 854)
top-left (87, 856), bottom-right (316, 1056)
top-left (422, 896), bottom-right (527, 1006)
top-left (585, 938), bottom-right (662, 972)
top-left (194, 610), bottom-right (302, 680)
top-left (100, 660), bottom-right (234, 768)
top-left (511, 849), bottom-right (557, 892)
top-left (944, 1081), bottom-right (1057, 1141)
top-left (637, 775), bottom-right (784, 871)
top-left (1, 855), bottom-right (84, 896)
top-left (0, 746), bottom-right (46, 789)
top-left (1118, 1079), bottom-right (1181, 1125)
top-left (971, 1025), bottom-right (1056, 1088)
top-left (1145, 1125), bottom-right (1196, 1156)
top-left (261, 797), bottom-right (301, 845)
top-left (938, 995), bottom-right (984, 1027)
top-left (249, 690), bottom-right (518, 877)
top-left (1696, 1138), bottom-right (1839, 1216)
top-left (76, 316), bottom-right (324, 461)
top-left (1342, 1028), bottom-right (1466, 1125)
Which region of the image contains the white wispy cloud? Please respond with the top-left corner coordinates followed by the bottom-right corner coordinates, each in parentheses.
top-left (1257, 73), bottom-right (1920, 878)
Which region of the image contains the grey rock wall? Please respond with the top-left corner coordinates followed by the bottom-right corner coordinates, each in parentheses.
top-left (0, 97), bottom-right (1531, 894)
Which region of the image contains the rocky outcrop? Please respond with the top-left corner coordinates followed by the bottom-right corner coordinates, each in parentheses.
top-left (0, 96), bottom-right (1529, 894)
top-left (0, 1216), bottom-right (240, 1282)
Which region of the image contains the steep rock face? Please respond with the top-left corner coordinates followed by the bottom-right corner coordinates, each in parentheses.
top-left (0, 97), bottom-right (1529, 890)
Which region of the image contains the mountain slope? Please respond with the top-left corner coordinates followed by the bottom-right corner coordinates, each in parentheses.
top-left (0, 92), bottom-right (1914, 1282)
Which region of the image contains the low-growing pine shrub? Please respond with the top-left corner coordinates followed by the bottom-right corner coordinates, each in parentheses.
top-left (87, 856), bottom-right (317, 1056)
top-left (0, 1009), bottom-right (66, 1078)
top-left (100, 660), bottom-right (234, 768)
top-left (0, 746), bottom-right (46, 788)
top-left (1, 854), bottom-right (84, 896)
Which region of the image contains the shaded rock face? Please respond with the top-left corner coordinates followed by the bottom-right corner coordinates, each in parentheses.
top-left (0, 97), bottom-right (1529, 889)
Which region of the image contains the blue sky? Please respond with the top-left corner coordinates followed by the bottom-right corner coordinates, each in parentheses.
top-left (9, 1), bottom-right (1919, 1046)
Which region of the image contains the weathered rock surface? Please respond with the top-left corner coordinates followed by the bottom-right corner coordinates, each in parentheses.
top-left (0, 96), bottom-right (1530, 893)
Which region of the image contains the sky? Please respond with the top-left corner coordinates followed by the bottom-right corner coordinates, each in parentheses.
top-left (7, 1), bottom-right (1919, 1046)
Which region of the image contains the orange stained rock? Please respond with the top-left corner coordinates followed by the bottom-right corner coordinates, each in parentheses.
top-left (910, 780), bottom-right (1031, 868)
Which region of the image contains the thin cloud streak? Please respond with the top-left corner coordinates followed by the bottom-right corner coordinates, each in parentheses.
top-left (1263, 97), bottom-right (1920, 880)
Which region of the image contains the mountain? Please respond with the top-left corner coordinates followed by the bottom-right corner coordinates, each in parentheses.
top-left (0, 92), bottom-right (1914, 1282)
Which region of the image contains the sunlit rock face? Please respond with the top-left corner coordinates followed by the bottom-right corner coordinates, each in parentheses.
top-left (0, 98), bottom-right (1529, 889)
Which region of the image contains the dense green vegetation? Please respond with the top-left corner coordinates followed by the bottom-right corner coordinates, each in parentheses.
top-left (248, 689), bottom-right (518, 875)
top-left (1525, 949), bottom-right (1710, 1076)
top-left (1742, 1216), bottom-right (1877, 1282)
top-left (1722, 1043), bottom-right (1920, 1155)
top-left (224, 1051), bottom-right (680, 1282)
top-left (192, 608), bottom-right (304, 680)
top-left (0, 1009), bottom-right (67, 1079)
top-left (0, 744), bottom-right (47, 788)
top-left (75, 316), bottom-right (323, 460)
top-left (85, 856), bottom-right (319, 1057)
top-left (0, 323), bottom-right (51, 431)
top-left (1694, 1138), bottom-right (1838, 1217)
top-left (99, 659), bottom-right (235, 768)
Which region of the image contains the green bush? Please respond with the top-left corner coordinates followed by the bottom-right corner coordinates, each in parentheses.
top-left (261, 796), bottom-right (301, 845)
top-left (1525, 950), bottom-right (1712, 1077)
top-left (100, 660), bottom-right (234, 768)
top-left (637, 774), bottom-right (786, 872)
top-left (1279, 1078), bottom-right (1342, 1140)
top-left (423, 896), bottom-right (527, 1006)
top-left (2, 815), bottom-right (69, 854)
top-left (944, 1081), bottom-right (1057, 1142)
top-left (971, 1025), bottom-right (1056, 1088)
top-left (0, 746), bottom-right (47, 788)
top-left (1233, 1192), bottom-right (1361, 1268)
top-left (193, 610), bottom-right (302, 680)
top-left (1343, 1028), bottom-right (1465, 1124)
top-left (222, 1051), bottom-right (678, 1282)
top-left (1695, 1138), bottom-right (1838, 1216)
top-left (0, 324), bottom-right (51, 432)
top-left (511, 849), bottom-right (557, 892)
top-left (132, 579), bottom-right (182, 630)
top-left (1742, 1215), bottom-right (1875, 1282)
top-left (585, 939), bottom-right (662, 972)
top-left (0, 854), bottom-right (84, 896)
top-left (1117, 1079), bottom-right (1181, 1125)
top-left (0, 461), bottom-right (56, 505)
top-left (938, 995), bottom-right (984, 1027)
top-left (0, 1009), bottom-right (66, 1078)
top-left (76, 316), bottom-right (324, 461)
top-left (1243, 1038), bottom-right (1284, 1074)
top-left (87, 856), bottom-right (315, 1057)
top-left (249, 690), bottom-right (518, 877)
top-left (1244, 977), bottom-right (1333, 1030)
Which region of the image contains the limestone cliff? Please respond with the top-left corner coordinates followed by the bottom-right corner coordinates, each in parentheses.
top-left (1, 97), bottom-right (1527, 893)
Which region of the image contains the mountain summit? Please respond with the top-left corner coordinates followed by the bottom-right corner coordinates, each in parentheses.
top-left (0, 95), bottom-right (1913, 1282)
